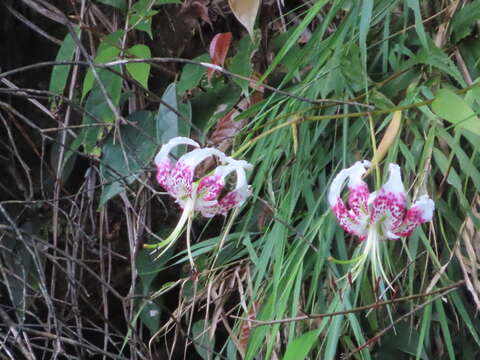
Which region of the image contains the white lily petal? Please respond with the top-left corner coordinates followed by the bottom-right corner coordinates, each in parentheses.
top-left (224, 156), bottom-right (253, 170)
top-left (411, 194), bottom-right (435, 222)
top-left (232, 166), bottom-right (250, 205)
top-left (178, 147), bottom-right (227, 170)
top-left (328, 160), bottom-right (370, 207)
top-left (154, 137), bottom-right (199, 166)
top-left (382, 163), bottom-right (405, 194)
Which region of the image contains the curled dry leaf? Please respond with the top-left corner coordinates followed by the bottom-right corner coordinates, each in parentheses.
top-left (207, 76), bottom-right (263, 152)
top-left (208, 32), bottom-right (233, 82)
top-left (367, 110), bottom-right (402, 175)
top-left (238, 301), bottom-right (261, 356)
top-left (228, 0), bottom-right (260, 39)
top-left (454, 194), bottom-right (480, 310)
top-left (179, 0), bottom-right (211, 28)
top-left (197, 77), bottom-right (263, 175)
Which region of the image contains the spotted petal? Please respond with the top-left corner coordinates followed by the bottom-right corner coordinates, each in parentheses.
top-left (392, 195), bottom-right (435, 237)
top-left (197, 162), bottom-right (251, 217)
top-left (155, 137), bottom-right (200, 189)
top-left (369, 164), bottom-right (407, 239)
top-left (166, 148), bottom-right (227, 206)
top-left (328, 161), bottom-right (371, 239)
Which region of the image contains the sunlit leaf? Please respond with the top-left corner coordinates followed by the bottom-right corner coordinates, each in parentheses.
top-left (431, 88), bottom-right (480, 135)
top-left (282, 329), bottom-right (321, 360)
top-left (228, 0), bottom-right (259, 39)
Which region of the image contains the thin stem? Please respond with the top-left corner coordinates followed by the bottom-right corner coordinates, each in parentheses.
top-left (186, 213), bottom-right (195, 271)
top-left (231, 280), bottom-right (465, 327)
top-left (144, 199), bottom-right (195, 261)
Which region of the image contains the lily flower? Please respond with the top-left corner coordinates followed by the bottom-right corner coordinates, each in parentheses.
top-left (145, 137), bottom-right (252, 261)
top-left (328, 160), bottom-right (434, 285)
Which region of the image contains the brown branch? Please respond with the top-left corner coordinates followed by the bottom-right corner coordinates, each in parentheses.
top-left (230, 280), bottom-right (465, 327)
top-left (0, 59), bottom-right (373, 108)
top-left (341, 285), bottom-right (461, 359)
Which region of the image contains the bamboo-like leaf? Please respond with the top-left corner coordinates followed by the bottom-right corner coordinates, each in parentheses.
top-left (228, 0), bottom-right (259, 39)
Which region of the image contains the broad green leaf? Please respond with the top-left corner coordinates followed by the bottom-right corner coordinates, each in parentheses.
top-left (81, 30), bottom-right (123, 100)
top-left (177, 54), bottom-right (209, 94)
top-left (80, 67), bottom-right (122, 154)
top-left (138, 300), bottom-right (161, 333)
top-left (99, 111), bottom-right (157, 206)
top-left (190, 79), bottom-right (242, 132)
top-left (431, 88), bottom-right (480, 135)
top-left (126, 44), bottom-right (151, 89)
top-left (49, 27), bottom-right (79, 95)
top-left (230, 35), bottom-right (257, 94)
top-left (129, 0), bottom-right (158, 38)
top-left (95, 0), bottom-right (126, 10)
top-left (156, 83), bottom-right (179, 146)
top-left (282, 329), bottom-right (321, 360)
top-left (192, 320), bottom-right (215, 360)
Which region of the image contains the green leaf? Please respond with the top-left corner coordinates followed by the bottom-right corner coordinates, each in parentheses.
top-left (282, 329), bottom-right (321, 360)
top-left (129, 0), bottom-right (158, 38)
top-left (230, 35), bottom-right (257, 93)
top-left (138, 300), bottom-right (161, 333)
top-left (177, 54), bottom-right (209, 94)
top-left (452, 1), bottom-right (480, 42)
top-left (192, 320), bottom-right (215, 360)
top-left (431, 88), bottom-right (480, 135)
top-left (407, 0), bottom-right (429, 50)
top-left (126, 44), bottom-right (151, 89)
top-left (190, 79), bottom-right (242, 132)
top-left (81, 31), bottom-right (124, 100)
top-left (79, 66), bottom-right (123, 154)
top-left (49, 27), bottom-right (79, 95)
top-left (99, 111), bottom-right (157, 206)
top-left (156, 83), bottom-right (180, 146)
top-left (359, 0), bottom-right (373, 66)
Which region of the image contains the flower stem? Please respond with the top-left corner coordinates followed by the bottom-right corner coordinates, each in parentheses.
top-left (144, 199), bottom-right (195, 261)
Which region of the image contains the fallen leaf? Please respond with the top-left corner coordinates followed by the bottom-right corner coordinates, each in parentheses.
top-left (208, 32), bottom-right (233, 82)
top-left (228, 0), bottom-right (260, 39)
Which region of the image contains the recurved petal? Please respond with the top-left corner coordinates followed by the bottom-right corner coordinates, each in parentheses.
top-left (370, 163), bottom-right (407, 231)
top-left (329, 161), bottom-right (371, 239)
top-left (197, 165), bottom-right (235, 203)
top-left (328, 160), bottom-right (370, 207)
top-left (179, 147), bottom-right (227, 168)
top-left (154, 137), bottom-right (200, 167)
top-left (392, 195), bottom-right (435, 237)
top-left (197, 165), bottom-right (251, 217)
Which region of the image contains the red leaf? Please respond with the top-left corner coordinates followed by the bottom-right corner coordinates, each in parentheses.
top-left (207, 32), bottom-right (233, 82)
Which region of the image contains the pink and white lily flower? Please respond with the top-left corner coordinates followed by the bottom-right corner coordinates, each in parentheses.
top-left (328, 160), bottom-right (435, 285)
top-left (145, 137), bottom-right (252, 258)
